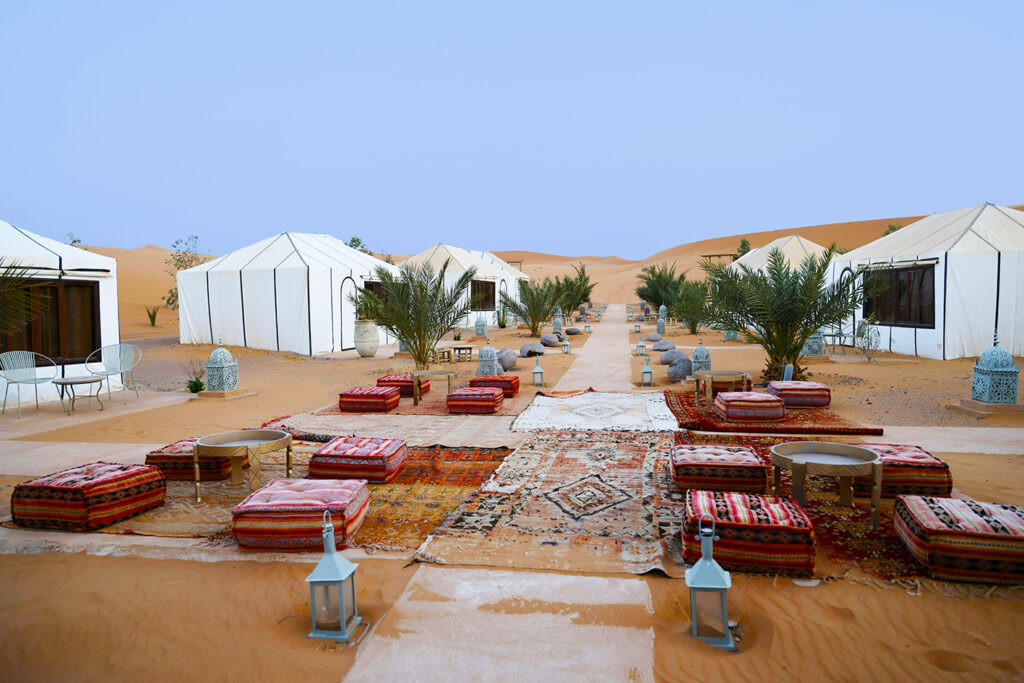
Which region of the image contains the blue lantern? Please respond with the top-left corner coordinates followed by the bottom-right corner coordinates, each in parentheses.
top-left (641, 356), bottom-right (653, 387)
top-left (532, 357), bottom-right (545, 387)
top-left (636, 338), bottom-right (647, 357)
top-left (634, 322), bottom-right (641, 334)
top-left (685, 514), bottom-right (734, 651)
top-left (306, 511), bottom-right (362, 642)
top-left (561, 338), bottom-right (571, 354)
top-left (584, 320), bottom-right (591, 333)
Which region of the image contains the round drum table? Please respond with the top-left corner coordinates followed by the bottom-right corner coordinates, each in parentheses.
top-left (769, 442), bottom-right (883, 530)
top-left (192, 429), bottom-right (292, 502)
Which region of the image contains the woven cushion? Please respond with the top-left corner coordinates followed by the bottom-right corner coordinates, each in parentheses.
top-left (669, 445), bottom-right (767, 493)
top-left (447, 387), bottom-right (504, 414)
top-left (894, 495), bottom-right (1024, 584)
top-left (309, 436), bottom-right (409, 483)
top-left (144, 437), bottom-right (248, 481)
top-left (850, 444), bottom-right (952, 498)
top-left (469, 376), bottom-right (520, 398)
top-left (767, 381), bottom-right (832, 407)
top-left (231, 478), bottom-right (370, 551)
top-left (11, 462), bottom-right (166, 531)
top-left (682, 489), bottom-right (815, 576)
top-left (338, 386), bottom-right (401, 413)
top-left (377, 374), bottom-right (427, 397)
top-left (713, 392), bottom-right (786, 422)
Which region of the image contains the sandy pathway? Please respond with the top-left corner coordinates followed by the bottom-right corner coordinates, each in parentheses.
top-left (554, 304), bottom-right (633, 392)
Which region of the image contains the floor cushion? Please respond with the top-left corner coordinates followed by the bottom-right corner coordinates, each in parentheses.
top-left (469, 375), bottom-right (520, 398)
top-left (338, 386), bottom-right (401, 413)
top-left (447, 387), bottom-right (504, 414)
top-left (376, 374), bottom-right (426, 397)
top-left (682, 489), bottom-right (815, 576)
top-left (11, 462), bottom-right (166, 531)
top-left (231, 478), bottom-right (370, 551)
top-left (767, 380), bottom-right (832, 407)
top-left (669, 445), bottom-right (767, 493)
top-left (894, 495), bottom-right (1024, 584)
top-left (851, 444), bottom-right (953, 498)
top-left (713, 391), bottom-right (786, 422)
top-left (309, 436), bottom-right (409, 483)
top-left (144, 437), bottom-right (248, 481)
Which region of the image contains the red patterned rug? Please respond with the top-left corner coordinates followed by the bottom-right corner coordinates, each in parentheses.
top-left (665, 390), bottom-right (884, 436)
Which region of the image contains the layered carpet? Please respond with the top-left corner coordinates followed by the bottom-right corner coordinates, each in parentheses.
top-left (665, 390), bottom-right (884, 436)
top-left (511, 391), bottom-right (678, 432)
top-left (259, 412), bottom-right (525, 448)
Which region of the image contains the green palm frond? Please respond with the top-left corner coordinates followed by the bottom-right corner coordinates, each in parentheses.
top-left (501, 279), bottom-right (556, 337)
top-left (635, 262), bottom-right (686, 309)
top-left (0, 259), bottom-right (49, 336)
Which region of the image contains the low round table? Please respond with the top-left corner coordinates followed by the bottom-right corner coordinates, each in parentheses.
top-left (192, 429), bottom-right (292, 502)
top-left (53, 376), bottom-right (104, 415)
top-left (769, 442), bottom-right (883, 530)
top-left (693, 370), bottom-right (749, 406)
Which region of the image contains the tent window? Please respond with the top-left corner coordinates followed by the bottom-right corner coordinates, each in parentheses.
top-left (365, 281), bottom-right (389, 306)
top-left (863, 265), bottom-right (935, 328)
top-left (0, 280), bottom-right (101, 363)
top-left (471, 280), bottom-right (495, 311)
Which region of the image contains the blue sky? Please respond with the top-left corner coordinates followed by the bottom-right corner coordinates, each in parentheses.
top-left (1, 2), bottom-right (1021, 259)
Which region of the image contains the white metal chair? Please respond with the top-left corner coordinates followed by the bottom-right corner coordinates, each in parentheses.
top-left (85, 343), bottom-right (142, 404)
top-left (0, 351), bottom-right (58, 419)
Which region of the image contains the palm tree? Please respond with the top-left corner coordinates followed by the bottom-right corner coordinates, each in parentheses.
top-left (635, 262), bottom-right (686, 309)
top-left (501, 279), bottom-right (556, 337)
top-left (349, 259), bottom-right (476, 370)
top-left (671, 278), bottom-right (711, 334)
top-left (702, 246), bottom-right (864, 381)
top-left (0, 259), bottom-right (49, 336)
top-left (552, 263), bottom-right (596, 314)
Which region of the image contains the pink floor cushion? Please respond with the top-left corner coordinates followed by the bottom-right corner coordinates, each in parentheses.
top-left (338, 386), bottom-right (401, 413)
top-left (850, 444), bottom-right (953, 498)
top-left (894, 495), bottom-right (1024, 584)
top-left (682, 489), bottom-right (816, 576)
top-left (309, 436), bottom-right (409, 483)
top-left (144, 437), bottom-right (247, 481)
top-left (669, 445), bottom-right (767, 493)
top-left (447, 387), bottom-right (504, 414)
top-left (376, 374), bottom-right (426, 397)
top-left (231, 478), bottom-right (370, 551)
top-left (11, 462), bottom-right (166, 531)
top-left (469, 375), bottom-right (520, 398)
top-left (767, 381), bottom-right (832, 408)
top-left (713, 391), bottom-right (786, 422)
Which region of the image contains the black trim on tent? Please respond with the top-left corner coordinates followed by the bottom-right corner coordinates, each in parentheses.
top-left (330, 269), bottom-right (335, 351)
top-left (306, 267), bottom-right (313, 356)
top-left (9, 223), bottom-right (65, 277)
top-left (235, 234), bottom-right (283, 352)
top-left (239, 271), bottom-right (247, 347)
top-left (273, 269), bottom-right (280, 351)
top-left (995, 252), bottom-right (1001, 332)
top-left (206, 271), bottom-right (214, 343)
top-left (941, 256), bottom-right (948, 360)
top-left (339, 275), bottom-right (356, 351)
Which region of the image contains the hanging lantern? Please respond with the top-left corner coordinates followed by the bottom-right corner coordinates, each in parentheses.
top-left (636, 338), bottom-right (647, 356)
top-left (684, 514), bottom-right (735, 651)
top-left (561, 338), bottom-right (571, 354)
top-left (584, 321), bottom-right (591, 333)
top-left (306, 511), bottom-right (362, 642)
top-left (532, 358), bottom-right (545, 387)
top-left (641, 356), bottom-right (653, 387)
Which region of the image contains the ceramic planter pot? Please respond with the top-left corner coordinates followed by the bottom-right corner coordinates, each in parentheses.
top-left (354, 319), bottom-right (379, 358)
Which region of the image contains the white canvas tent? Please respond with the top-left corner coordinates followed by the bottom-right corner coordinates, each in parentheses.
top-left (830, 203), bottom-right (1024, 359)
top-left (178, 233), bottom-right (400, 355)
top-left (727, 235), bottom-right (827, 273)
top-left (1, 220), bottom-right (121, 404)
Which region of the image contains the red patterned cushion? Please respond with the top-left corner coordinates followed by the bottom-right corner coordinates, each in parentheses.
top-left (11, 462), bottom-right (166, 531)
top-left (713, 392), bottom-right (786, 422)
top-left (447, 387), bottom-right (504, 414)
top-left (309, 436), bottom-right (409, 483)
top-left (669, 445), bottom-right (767, 492)
top-left (850, 444), bottom-right (952, 498)
top-left (894, 495), bottom-right (1024, 584)
top-left (682, 489), bottom-right (815, 576)
top-left (377, 374), bottom-right (427, 397)
top-left (231, 478), bottom-right (370, 551)
top-left (144, 437), bottom-right (248, 481)
top-left (338, 386), bottom-right (401, 413)
top-left (767, 381), bottom-right (832, 407)
top-left (469, 375), bottom-right (520, 398)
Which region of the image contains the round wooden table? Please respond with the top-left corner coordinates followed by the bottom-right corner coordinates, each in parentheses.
top-left (192, 429), bottom-right (292, 502)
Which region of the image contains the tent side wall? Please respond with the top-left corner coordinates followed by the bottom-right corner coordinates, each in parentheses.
top-left (178, 269), bottom-right (212, 345)
top-left (945, 252), bottom-right (999, 360)
top-left (1007, 252), bottom-right (1024, 356)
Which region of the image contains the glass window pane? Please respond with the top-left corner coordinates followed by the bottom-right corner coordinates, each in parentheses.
top-left (315, 584), bottom-right (341, 631)
top-left (62, 283), bottom-right (98, 360)
top-left (693, 590), bottom-right (726, 639)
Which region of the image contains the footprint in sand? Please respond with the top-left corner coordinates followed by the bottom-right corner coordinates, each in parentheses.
top-left (824, 605), bottom-right (855, 623)
top-left (924, 649), bottom-right (977, 673)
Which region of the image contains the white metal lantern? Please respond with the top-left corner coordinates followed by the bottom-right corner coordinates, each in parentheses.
top-left (684, 514), bottom-right (734, 651)
top-left (628, 312), bottom-right (634, 322)
top-left (306, 511), bottom-right (362, 642)
top-left (636, 339), bottom-right (647, 356)
top-left (634, 322), bottom-right (641, 333)
top-left (561, 338), bottom-right (571, 354)
top-left (584, 321), bottom-right (591, 333)
top-left (641, 356), bottom-right (653, 387)
top-left (532, 357), bottom-right (545, 387)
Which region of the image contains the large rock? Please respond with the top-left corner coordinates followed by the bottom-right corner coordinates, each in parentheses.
top-left (540, 333), bottom-right (561, 348)
top-left (497, 348), bottom-right (518, 371)
top-left (660, 349), bottom-right (688, 366)
top-left (646, 333), bottom-right (662, 342)
top-left (565, 327), bottom-right (581, 336)
top-left (651, 339), bottom-right (676, 352)
top-left (667, 357), bottom-right (693, 383)
top-left (520, 342), bottom-right (546, 357)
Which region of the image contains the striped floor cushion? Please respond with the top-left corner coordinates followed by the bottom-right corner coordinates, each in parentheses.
top-left (231, 478), bottom-right (370, 551)
top-left (669, 445), bottom-right (767, 493)
top-left (309, 436), bottom-right (409, 483)
top-left (338, 386), bottom-right (401, 413)
top-left (144, 437), bottom-right (247, 481)
top-left (376, 374), bottom-right (427, 397)
top-left (713, 392), bottom-right (786, 422)
top-left (850, 444), bottom-right (953, 498)
top-left (767, 381), bottom-right (832, 407)
top-left (11, 462), bottom-right (166, 531)
top-left (447, 387), bottom-right (504, 414)
top-left (469, 375), bottom-right (520, 398)
top-left (894, 495), bottom-right (1024, 584)
top-left (682, 489), bottom-right (816, 576)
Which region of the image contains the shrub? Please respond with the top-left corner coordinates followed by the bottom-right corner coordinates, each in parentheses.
top-left (145, 305), bottom-right (159, 326)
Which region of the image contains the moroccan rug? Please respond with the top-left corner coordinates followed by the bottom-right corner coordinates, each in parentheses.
top-left (664, 390), bottom-right (884, 436)
top-left (511, 392), bottom-right (678, 432)
top-left (415, 431), bottom-right (688, 576)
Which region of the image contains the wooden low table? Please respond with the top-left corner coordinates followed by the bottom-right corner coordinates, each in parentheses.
top-left (693, 370), bottom-right (749, 406)
top-left (53, 376), bottom-right (104, 415)
top-left (769, 442), bottom-right (883, 530)
top-left (192, 429), bottom-right (292, 502)
top-left (451, 345), bottom-right (474, 362)
top-left (410, 369), bottom-right (457, 406)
